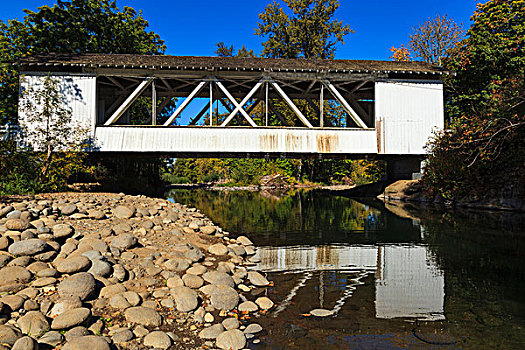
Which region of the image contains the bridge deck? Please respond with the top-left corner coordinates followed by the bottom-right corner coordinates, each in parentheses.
top-left (93, 126), bottom-right (379, 157)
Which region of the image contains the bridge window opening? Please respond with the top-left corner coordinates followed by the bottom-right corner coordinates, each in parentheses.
top-left (96, 76), bottom-right (375, 128)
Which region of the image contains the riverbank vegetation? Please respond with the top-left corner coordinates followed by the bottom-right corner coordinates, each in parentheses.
top-left (161, 158), bottom-right (384, 187)
top-left (422, 0), bottom-right (524, 204)
top-left (391, 0), bottom-right (524, 206)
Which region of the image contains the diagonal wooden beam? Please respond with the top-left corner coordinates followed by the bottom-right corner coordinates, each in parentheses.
top-left (163, 80), bottom-right (208, 126)
top-left (217, 79), bottom-right (261, 127)
top-left (321, 79), bottom-right (368, 128)
top-left (269, 79), bottom-right (313, 128)
top-left (104, 77), bottom-right (153, 125)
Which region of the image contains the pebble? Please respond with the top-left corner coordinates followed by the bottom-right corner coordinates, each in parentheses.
top-left (124, 307), bottom-right (162, 327)
top-left (215, 329), bottom-right (246, 350)
top-left (248, 271), bottom-right (270, 287)
top-left (256, 296), bottom-right (274, 310)
top-left (172, 286), bottom-right (198, 312)
top-left (236, 236), bottom-right (253, 246)
top-left (238, 301), bottom-right (258, 312)
top-left (143, 331), bottom-right (172, 349)
top-left (244, 323), bottom-right (263, 334)
top-left (310, 308), bottom-right (335, 317)
top-left (37, 330), bottom-right (63, 347)
top-left (53, 224), bottom-right (74, 238)
top-left (198, 323), bottom-right (224, 339)
top-left (112, 206), bottom-right (134, 219)
top-left (208, 243), bottom-right (229, 256)
top-left (112, 328), bottom-right (134, 343)
top-left (222, 317), bottom-right (240, 330)
top-left (182, 273), bottom-right (204, 288)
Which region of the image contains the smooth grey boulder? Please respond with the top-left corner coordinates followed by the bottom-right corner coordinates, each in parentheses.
top-left (12, 336), bottom-right (38, 350)
top-left (61, 204), bottom-right (77, 216)
top-left (172, 286), bottom-right (198, 312)
top-left (0, 266), bottom-right (32, 285)
top-left (5, 219), bottom-right (30, 231)
top-left (124, 307), bottom-right (162, 327)
top-left (17, 311), bottom-right (50, 336)
top-left (110, 234), bottom-right (137, 250)
top-left (88, 260), bottom-right (112, 277)
top-left (55, 256), bottom-right (91, 274)
top-left (163, 258), bottom-right (190, 272)
top-left (113, 206), bottom-right (134, 219)
top-left (51, 308), bottom-right (91, 330)
top-left (8, 239), bottom-right (47, 256)
top-left (255, 296), bottom-right (274, 310)
top-left (203, 271), bottom-right (235, 288)
top-left (207, 243), bottom-right (229, 256)
top-left (57, 272), bottom-right (96, 301)
top-left (53, 224), bottom-right (74, 239)
top-left (0, 325), bottom-right (21, 346)
top-left (62, 335), bottom-right (110, 350)
top-left (209, 285), bottom-right (239, 311)
top-left (222, 317), bottom-right (240, 330)
top-left (37, 330), bottom-right (63, 347)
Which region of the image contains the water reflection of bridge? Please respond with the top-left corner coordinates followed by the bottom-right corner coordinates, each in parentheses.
top-left (252, 244), bottom-right (445, 321)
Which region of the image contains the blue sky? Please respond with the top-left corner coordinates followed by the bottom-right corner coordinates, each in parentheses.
top-left (2, 0), bottom-right (479, 60)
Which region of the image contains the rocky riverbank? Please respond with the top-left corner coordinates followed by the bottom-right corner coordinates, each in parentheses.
top-left (0, 193), bottom-right (273, 350)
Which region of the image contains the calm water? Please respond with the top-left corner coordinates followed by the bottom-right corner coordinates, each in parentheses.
top-left (167, 189), bottom-right (525, 349)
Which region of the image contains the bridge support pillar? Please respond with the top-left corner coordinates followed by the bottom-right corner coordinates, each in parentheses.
top-left (386, 156), bottom-right (423, 181)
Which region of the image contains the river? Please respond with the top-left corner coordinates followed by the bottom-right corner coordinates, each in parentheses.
top-left (166, 189), bottom-right (525, 349)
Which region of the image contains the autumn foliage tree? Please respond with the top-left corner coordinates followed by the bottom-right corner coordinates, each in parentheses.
top-left (0, 0), bottom-right (165, 124)
top-left (422, 0), bottom-right (525, 202)
top-left (389, 45), bottom-right (411, 61)
top-left (390, 14), bottom-right (463, 66)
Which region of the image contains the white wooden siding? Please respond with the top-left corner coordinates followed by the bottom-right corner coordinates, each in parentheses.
top-left (375, 81), bottom-right (444, 155)
top-left (19, 73), bottom-right (97, 147)
top-left (94, 126), bottom-right (378, 154)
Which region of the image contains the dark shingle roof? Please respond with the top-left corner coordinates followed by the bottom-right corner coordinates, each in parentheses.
top-left (13, 53), bottom-right (448, 75)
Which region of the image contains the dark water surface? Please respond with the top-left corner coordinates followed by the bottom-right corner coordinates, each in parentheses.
top-left (166, 189), bottom-right (525, 349)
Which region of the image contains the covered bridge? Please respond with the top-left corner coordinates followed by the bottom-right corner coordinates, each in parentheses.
top-left (15, 54), bottom-right (447, 177)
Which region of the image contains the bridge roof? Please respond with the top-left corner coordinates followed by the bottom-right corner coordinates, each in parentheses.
top-left (14, 54), bottom-right (448, 75)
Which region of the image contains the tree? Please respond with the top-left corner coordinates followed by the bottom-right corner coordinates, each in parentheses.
top-left (255, 0), bottom-right (352, 59)
top-left (0, 0), bottom-right (166, 124)
top-left (423, 0), bottom-right (524, 201)
top-left (215, 42), bottom-right (256, 58)
top-left (409, 14), bottom-right (464, 66)
top-left (389, 45), bottom-right (411, 62)
top-left (20, 75), bottom-right (90, 183)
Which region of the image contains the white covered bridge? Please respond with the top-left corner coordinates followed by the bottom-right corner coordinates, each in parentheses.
top-left (15, 54), bottom-right (446, 175)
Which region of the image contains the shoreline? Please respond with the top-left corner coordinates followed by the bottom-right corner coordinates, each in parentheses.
top-left (378, 180), bottom-right (525, 213)
top-left (0, 192), bottom-right (274, 349)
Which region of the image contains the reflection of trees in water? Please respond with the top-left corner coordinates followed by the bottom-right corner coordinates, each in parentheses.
top-left (420, 212), bottom-right (525, 349)
top-left (167, 189), bottom-right (384, 237)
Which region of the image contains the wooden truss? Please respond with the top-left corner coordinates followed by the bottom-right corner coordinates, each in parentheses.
top-left (100, 74), bottom-right (373, 129)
